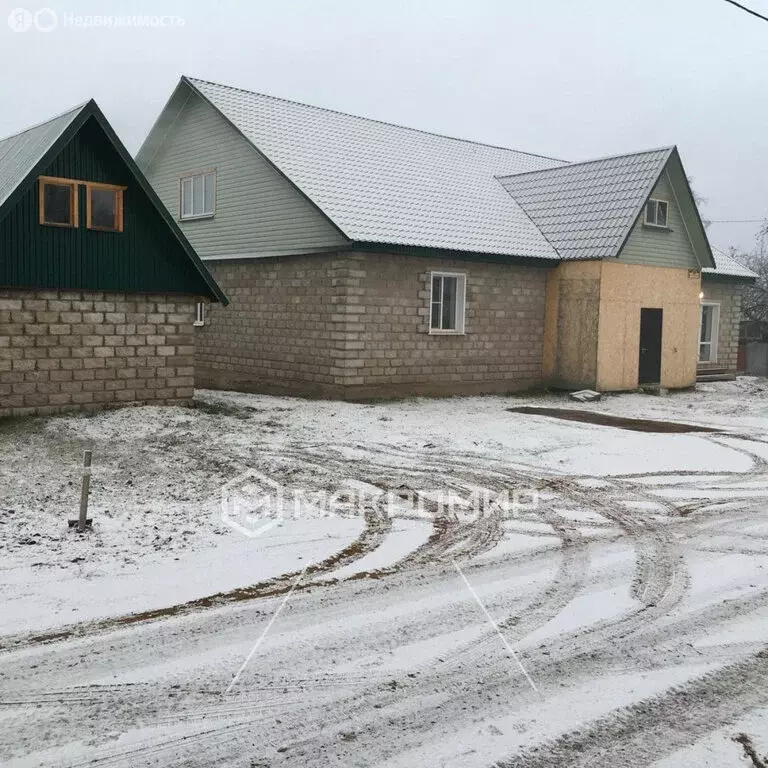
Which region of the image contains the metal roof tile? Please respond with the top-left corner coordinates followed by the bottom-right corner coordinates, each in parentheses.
top-left (497, 148), bottom-right (673, 260)
top-left (705, 245), bottom-right (758, 279)
top-left (185, 77), bottom-right (565, 260)
top-left (0, 104), bottom-right (85, 210)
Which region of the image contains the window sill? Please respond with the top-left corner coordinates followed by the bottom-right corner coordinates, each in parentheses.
top-left (642, 223), bottom-right (672, 232)
top-left (180, 213), bottom-right (214, 222)
top-left (428, 329), bottom-right (465, 336)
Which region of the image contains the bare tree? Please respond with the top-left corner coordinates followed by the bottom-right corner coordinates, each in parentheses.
top-left (688, 176), bottom-right (711, 230)
top-left (739, 221), bottom-right (768, 323)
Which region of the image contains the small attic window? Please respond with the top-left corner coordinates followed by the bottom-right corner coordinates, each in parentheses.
top-left (644, 198), bottom-right (669, 228)
top-left (39, 177), bottom-right (78, 227)
top-left (180, 171), bottom-right (215, 219)
top-left (86, 183), bottom-right (124, 232)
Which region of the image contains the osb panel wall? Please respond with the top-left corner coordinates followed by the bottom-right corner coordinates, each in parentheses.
top-left (542, 260), bottom-right (602, 390)
top-left (597, 261), bottom-right (701, 390)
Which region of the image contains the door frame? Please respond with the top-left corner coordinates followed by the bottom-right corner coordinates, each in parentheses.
top-left (698, 301), bottom-right (720, 364)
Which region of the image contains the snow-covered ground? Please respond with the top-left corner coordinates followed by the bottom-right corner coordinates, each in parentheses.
top-left (1, 378), bottom-right (767, 767)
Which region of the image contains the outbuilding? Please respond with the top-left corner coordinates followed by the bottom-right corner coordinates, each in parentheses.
top-left (0, 99), bottom-right (227, 418)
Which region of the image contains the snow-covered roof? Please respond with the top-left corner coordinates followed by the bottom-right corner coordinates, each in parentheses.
top-left (497, 148), bottom-right (673, 261)
top-left (0, 103), bottom-right (85, 210)
top-left (704, 245), bottom-right (758, 280)
top-left (145, 76), bottom-right (709, 265)
top-left (183, 76), bottom-right (567, 260)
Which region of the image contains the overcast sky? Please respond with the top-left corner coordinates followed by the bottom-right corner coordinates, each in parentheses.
top-left (1, 0), bottom-right (766, 252)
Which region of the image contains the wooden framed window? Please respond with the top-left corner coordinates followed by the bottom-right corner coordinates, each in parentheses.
top-left (644, 198), bottom-right (669, 228)
top-left (39, 176), bottom-right (78, 227)
top-left (429, 271), bottom-right (467, 334)
top-left (180, 170), bottom-right (215, 219)
top-left (86, 182), bottom-right (125, 232)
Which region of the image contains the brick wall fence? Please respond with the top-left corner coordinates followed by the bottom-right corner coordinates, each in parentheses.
top-left (197, 251), bottom-right (550, 398)
top-left (0, 289), bottom-right (196, 418)
top-left (699, 280), bottom-right (745, 373)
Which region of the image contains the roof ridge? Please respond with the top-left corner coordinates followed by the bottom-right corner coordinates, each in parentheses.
top-left (0, 101), bottom-right (89, 145)
top-left (497, 145), bottom-right (674, 181)
top-left (183, 76), bottom-right (568, 164)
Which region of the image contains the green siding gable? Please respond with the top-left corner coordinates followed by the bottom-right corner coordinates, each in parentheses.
top-left (141, 88), bottom-right (348, 260)
top-left (0, 116), bottom-right (216, 297)
top-left (616, 173), bottom-right (700, 270)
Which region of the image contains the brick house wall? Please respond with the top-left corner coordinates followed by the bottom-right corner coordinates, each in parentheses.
top-left (195, 254), bottom-right (347, 396)
top-left (699, 280), bottom-right (745, 373)
top-left (0, 289), bottom-right (196, 418)
top-left (196, 251), bottom-right (550, 398)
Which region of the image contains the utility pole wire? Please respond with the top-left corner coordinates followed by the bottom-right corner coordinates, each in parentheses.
top-left (723, 0), bottom-right (768, 22)
top-left (709, 219), bottom-right (765, 224)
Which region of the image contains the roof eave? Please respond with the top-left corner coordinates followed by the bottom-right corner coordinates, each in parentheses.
top-left (351, 240), bottom-right (559, 266)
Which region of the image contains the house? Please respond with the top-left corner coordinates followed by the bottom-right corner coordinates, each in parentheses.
top-left (0, 99), bottom-right (227, 418)
top-left (699, 246), bottom-right (758, 378)
top-left (138, 76), bottom-right (722, 398)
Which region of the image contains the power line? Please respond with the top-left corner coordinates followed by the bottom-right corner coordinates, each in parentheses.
top-left (709, 219), bottom-right (766, 224)
top-left (723, 0), bottom-right (768, 22)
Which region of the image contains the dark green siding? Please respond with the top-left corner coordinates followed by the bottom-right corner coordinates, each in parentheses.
top-left (0, 117), bottom-right (212, 297)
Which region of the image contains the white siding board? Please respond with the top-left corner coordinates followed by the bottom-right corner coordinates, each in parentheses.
top-left (143, 92), bottom-right (347, 258)
top-left (616, 174), bottom-right (699, 270)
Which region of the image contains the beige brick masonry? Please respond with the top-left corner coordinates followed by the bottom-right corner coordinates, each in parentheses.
top-left (196, 251), bottom-right (549, 398)
top-left (0, 289), bottom-right (197, 418)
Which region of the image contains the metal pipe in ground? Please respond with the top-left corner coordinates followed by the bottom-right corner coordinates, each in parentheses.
top-left (77, 450), bottom-right (92, 533)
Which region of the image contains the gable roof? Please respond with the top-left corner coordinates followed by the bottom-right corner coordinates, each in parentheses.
top-left (0, 100), bottom-right (227, 303)
top-left (497, 147), bottom-right (675, 261)
top-left (704, 245), bottom-right (758, 280)
top-left (138, 77), bottom-right (715, 269)
top-left (141, 76), bottom-right (568, 261)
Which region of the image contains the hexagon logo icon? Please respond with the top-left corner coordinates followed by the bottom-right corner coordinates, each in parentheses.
top-left (220, 469), bottom-right (286, 539)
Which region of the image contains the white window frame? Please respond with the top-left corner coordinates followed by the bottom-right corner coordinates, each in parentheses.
top-left (429, 271), bottom-right (467, 335)
top-left (180, 170), bottom-right (216, 220)
top-left (698, 301), bottom-right (720, 363)
top-left (194, 301), bottom-right (206, 327)
top-left (644, 198), bottom-right (669, 228)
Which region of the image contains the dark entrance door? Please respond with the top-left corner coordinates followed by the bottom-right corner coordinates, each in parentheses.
top-left (638, 308), bottom-right (663, 385)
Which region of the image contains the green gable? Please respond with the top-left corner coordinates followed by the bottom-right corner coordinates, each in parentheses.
top-left (0, 103), bottom-right (226, 302)
top-left (615, 151), bottom-right (714, 271)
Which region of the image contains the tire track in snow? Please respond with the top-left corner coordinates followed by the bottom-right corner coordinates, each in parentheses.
top-left (0, 501), bottom-right (392, 653)
top-left (496, 647), bottom-right (768, 768)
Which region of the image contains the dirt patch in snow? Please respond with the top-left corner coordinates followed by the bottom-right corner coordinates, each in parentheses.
top-left (734, 733), bottom-right (768, 768)
top-left (507, 405), bottom-right (722, 433)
